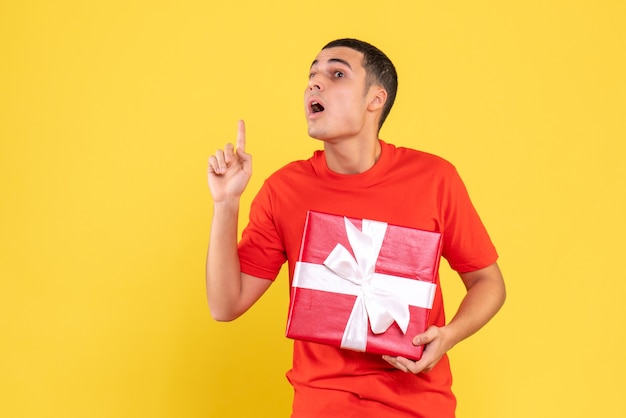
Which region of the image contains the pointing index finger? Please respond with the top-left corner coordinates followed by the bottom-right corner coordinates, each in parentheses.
top-left (237, 120), bottom-right (246, 152)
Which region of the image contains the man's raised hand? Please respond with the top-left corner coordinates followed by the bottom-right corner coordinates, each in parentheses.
top-left (207, 120), bottom-right (252, 202)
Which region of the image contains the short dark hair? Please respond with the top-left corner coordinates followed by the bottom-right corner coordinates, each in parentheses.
top-left (322, 38), bottom-right (398, 130)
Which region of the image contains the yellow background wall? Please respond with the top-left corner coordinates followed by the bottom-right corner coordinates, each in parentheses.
top-left (2, 1), bottom-right (625, 417)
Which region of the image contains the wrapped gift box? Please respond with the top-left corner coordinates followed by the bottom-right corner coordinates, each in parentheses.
top-left (286, 211), bottom-right (442, 360)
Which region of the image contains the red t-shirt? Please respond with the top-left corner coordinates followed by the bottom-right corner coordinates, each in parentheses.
top-left (238, 140), bottom-right (498, 417)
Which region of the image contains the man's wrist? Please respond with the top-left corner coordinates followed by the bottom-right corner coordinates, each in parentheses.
top-left (212, 197), bottom-right (241, 210)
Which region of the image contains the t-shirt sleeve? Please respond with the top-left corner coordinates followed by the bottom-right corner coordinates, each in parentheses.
top-left (441, 167), bottom-right (498, 273)
top-left (237, 181), bottom-right (287, 280)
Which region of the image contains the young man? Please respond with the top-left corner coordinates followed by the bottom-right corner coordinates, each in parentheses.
top-left (206, 38), bottom-right (506, 417)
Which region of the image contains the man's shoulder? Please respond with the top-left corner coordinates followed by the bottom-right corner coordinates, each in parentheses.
top-left (386, 142), bottom-right (456, 173)
top-left (264, 153), bottom-right (318, 184)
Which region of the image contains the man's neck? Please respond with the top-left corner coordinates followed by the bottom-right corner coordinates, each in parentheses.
top-left (323, 136), bottom-right (382, 175)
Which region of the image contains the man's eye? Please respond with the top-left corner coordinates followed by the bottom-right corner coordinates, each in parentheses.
top-left (334, 71), bottom-right (344, 78)
top-left (309, 72), bottom-right (316, 79)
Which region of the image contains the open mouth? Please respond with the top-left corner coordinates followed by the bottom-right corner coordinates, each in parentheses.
top-left (311, 101), bottom-right (325, 113)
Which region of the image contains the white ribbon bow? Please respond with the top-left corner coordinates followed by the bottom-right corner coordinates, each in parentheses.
top-left (292, 217), bottom-right (437, 352)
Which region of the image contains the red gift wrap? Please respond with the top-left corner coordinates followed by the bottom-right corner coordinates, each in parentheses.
top-left (286, 211), bottom-right (443, 360)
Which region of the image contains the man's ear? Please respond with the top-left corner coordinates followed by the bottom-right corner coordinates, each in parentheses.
top-left (367, 87), bottom-right (388, 112)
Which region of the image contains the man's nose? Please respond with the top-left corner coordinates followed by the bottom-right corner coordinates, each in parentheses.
top-left (308, 75), bottom-right (323, 91)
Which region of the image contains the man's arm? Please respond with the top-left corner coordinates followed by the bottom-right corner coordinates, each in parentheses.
top-left (205, 120), bottom-right (272, 321)
top-left (383, 262), bottom-right (506, 373)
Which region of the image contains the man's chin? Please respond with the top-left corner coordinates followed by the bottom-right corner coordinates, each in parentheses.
top-left (307, 128), bottom-right (327, 140)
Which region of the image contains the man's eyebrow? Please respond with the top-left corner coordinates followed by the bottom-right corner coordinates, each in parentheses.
top-left (309, 58), bottom-right (353, 70)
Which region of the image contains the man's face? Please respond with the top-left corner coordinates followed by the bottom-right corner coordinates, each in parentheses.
top-left (304, 47), bottom-right (373, 141)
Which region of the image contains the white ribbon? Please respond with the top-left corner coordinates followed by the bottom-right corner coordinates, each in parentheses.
top-left (292, 217), bottom-right (437, 352)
